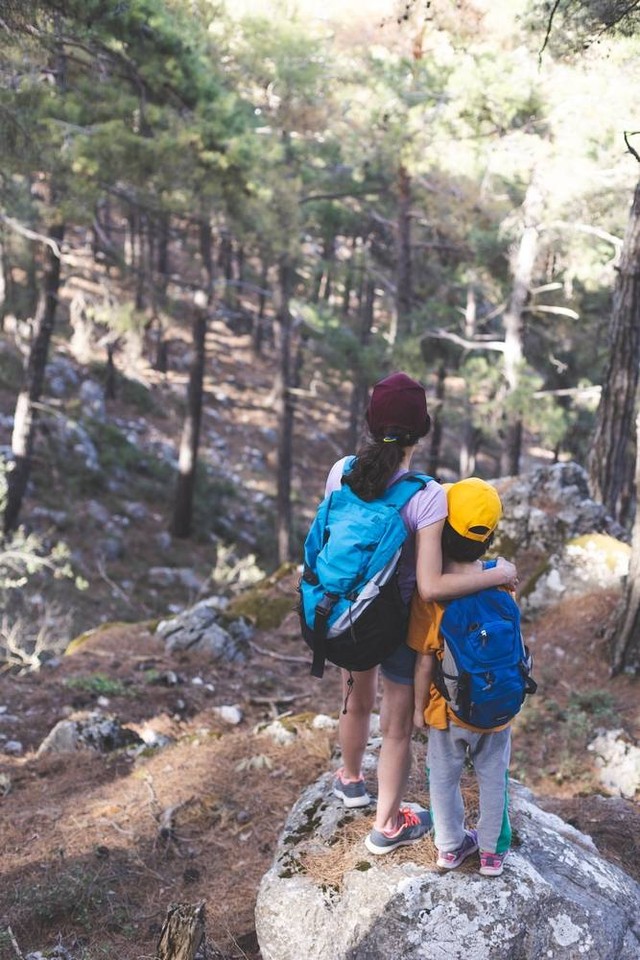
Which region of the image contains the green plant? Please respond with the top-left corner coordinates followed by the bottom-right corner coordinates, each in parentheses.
top-left (11, 863), bottom-right (119, 932)
top-left (0, 347), bottom-right (24, 393)
top-left (64, 673), bottom-right (130, 698)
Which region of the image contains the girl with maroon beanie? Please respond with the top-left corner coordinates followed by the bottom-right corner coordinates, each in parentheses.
top-left (326, 372), bottom-right (518, 854)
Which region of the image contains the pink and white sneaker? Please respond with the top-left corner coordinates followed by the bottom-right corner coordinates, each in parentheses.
top-left (479, 849), bottom-right (508, 876)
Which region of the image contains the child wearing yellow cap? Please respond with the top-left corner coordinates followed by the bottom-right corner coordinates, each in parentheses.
top-left (408, 477), bottom-right (514, 877)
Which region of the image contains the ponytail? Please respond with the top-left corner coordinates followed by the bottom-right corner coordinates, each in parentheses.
top-left (344, 427), bottom-right (421, 501)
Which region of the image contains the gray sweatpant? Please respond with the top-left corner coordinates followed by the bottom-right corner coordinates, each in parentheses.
top-left (427, 724), bottom-right (511, 855)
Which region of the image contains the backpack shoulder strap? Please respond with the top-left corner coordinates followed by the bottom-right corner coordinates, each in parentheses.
top-left (380, 471), bottom-right (432, 509)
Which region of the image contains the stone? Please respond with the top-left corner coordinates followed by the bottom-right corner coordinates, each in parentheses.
top-left (212, 705), bottom-right (243, 725)
top-left (36, 712), bottom-right (143, 757)
top-left (255, 777), bottom-right (640, 960)
top-left (521, 533), bottom-right (630, 614)
top-left (493, 464), bottom-right (630, 614)
top-left (588, 729), bottom-right (640, 800)
top-left (156, 603), bottom-right (248, 662)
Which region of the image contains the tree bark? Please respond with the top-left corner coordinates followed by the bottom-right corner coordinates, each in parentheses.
top-left (395, 164), bottom-right (413, 341)
top-left (275, 261), bottom-right (294, 565)
top-left (170, 304), bottom-right (207, 539)
top-left (253, 260), bottom-right (269, 356)
top-left (427, 362), bottom-right (446, 477)
top-left (155, 901), bottom-right (205, 960)
top-left (105, 342), bottom-right (117, 400)
top-left (460, 283), bottom-right (478, 476)
top-left (588, 178), bottom-right (640, 526)
top-left (609, 407), bottom-right (640, 674)
top-left (218, 230), bottom-right (234, 307)
top-left (348, 276), bottom-right (375, 451)
top-left (4, 223), bottom-right (65, 534)
top-left (500, 180), bottom-right (544, 476)
top-left (0, 231), bottom-right (7, 328)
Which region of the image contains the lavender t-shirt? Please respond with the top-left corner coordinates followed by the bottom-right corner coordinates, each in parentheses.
top-left (324, 457), bottom-right (447, 604)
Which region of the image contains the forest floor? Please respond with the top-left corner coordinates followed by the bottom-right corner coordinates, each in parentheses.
top-left (0, 576), bottom-right (639, 960)
top-left (0, 311), bottom-right (639, 959)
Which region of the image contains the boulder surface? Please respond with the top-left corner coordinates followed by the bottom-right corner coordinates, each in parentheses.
top-left (255, 774), bottom-right (640, 960)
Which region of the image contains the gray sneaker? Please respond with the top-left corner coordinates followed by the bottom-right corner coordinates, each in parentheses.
top-left (332, 769), bottom-right (371, 808)
top-left (436, 829), bottom-right (479, 869)
top-left (364, 803), bottom-right (432, 855)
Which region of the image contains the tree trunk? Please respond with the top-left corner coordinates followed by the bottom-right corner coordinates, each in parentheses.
top-left (588, 177), bottom-right (640, 527)
top-left (199, 219), bottom-right (214, 297)
top-left (218, 231), bottom-right (234, 307)
top-left (321, 236), bottom-right (334, 303)
top-left (157, 212), bottom-right (170, 304)
top-left (253, 260), bottom-right (269, 356)
top-left (135, 211), bottom-right (146, 311)
top-left (460, 283), bottom-right (478, 475)
top-left (609, 407), bottom-right (640, 674)
top-left (500, 180), bottom-right (544, 476)
top-left (348, 276), bottom-right (375, 451)
top-left (342, 236), bottom-right (357, 316)
top-left (427, 362), bottom-right (446, 477)
top-left (170, 305), bottom-right (207, 539)
top-left (155, 901), bottom-right (206, 960)
top-left (395, 164), bottom-right (413, 341)
top-left (4, 223), bottom-right (65, 534)
top-left (105, 342), bottom-right (117, 400)
top-left (275, 261), bottom-right (294, 565)
top-left (0, 231), bottom-right (7, 328)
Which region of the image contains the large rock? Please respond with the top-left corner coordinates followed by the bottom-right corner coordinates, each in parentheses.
top-left (495, 463), bottom-right (625, 555)
top-left (255, 775), bottom-right (640, 960)
top-left (156, 598), bottom-right (252, 661)
top-left (494, 464), bottom-right (629, 613)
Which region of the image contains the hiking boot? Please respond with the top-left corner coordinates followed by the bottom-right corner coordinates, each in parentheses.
top-left (364, 803), bottom-right (432, 855)
top-left (479, 849), bottom-right (507, 876)
top-left (436, 829), bottom-right (479, 869)
top-left (332, 768), bottom-right (371, 808)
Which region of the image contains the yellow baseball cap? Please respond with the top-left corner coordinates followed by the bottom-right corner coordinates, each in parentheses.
top-left (443, 477), bottom-right (503, 543)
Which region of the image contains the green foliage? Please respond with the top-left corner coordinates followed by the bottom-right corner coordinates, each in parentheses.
top-left (10, 860), bottom-right (130, 933)
top-left (84, 420), bottom-right (172, 487)
top-left (64, 673), bottom-right (130, 697)
top-left (87, 362), bottom-right (161, 417)
top-left (0, 347), bottom-right (25, 395)
top-left (298, 301), bottom-right (386, 384)
top-left (0, 464), bottom-right (85, 595)
top-left (191, 466), bottom-right (238, 544)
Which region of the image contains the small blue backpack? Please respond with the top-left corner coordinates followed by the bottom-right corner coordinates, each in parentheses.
top-left (299, 458), bottom-right (431, 678)
top-left (434, 564), bottom-right (537, 729)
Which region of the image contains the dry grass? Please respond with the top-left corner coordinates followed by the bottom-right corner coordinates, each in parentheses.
top-left (300, 778), bottom-right (481, 892)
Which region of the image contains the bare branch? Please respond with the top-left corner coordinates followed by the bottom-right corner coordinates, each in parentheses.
top-left (546, 219), bottom-right (623, 251)
top-left (248, 640), bottom-right (310, 664)
top-left (299, 188), bottom-right (384, 205)
top-left (422, 328), bottom-right (506, 353)
top-left (523, 304), bottom-right (580, 320)
top-left (532, 385), bottom-right (601, 399)
top-left (0, 214), bottom-right (64, 259)
top-left (539, 0), bottom-right (562, 63)
top-left (624, 130), bottom-right (640, 164)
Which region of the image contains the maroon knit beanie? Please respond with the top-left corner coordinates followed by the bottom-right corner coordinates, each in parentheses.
top-left (365, 372), bottom-right (431, 439)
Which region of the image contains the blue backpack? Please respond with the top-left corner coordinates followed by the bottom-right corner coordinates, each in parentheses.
top-left (299, 458), bottom-right (431, 678)
top-left (434, 565), bottom-right (537, 729)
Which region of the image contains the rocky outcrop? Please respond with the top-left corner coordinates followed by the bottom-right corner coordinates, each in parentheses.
top-left (588, 728), bottom-right (640, 799)
top-left (494, 463), bottom-right (629, 613)
top-left (36, 711), bottom-right (143, 756)
top-left (255, 774), bottom-right (640, 960)
top-left (155, 598), bottom-right (253, 660)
